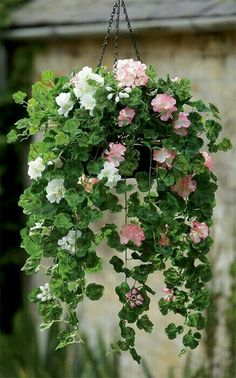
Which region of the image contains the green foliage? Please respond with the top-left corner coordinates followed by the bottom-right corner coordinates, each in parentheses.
top-left (7, 61), bottom-right (232, 364)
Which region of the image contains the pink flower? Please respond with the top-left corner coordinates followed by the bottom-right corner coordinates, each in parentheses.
top-left (202, 152), bottom-right (214, 172)
top-left (120, 224), bottom-right (145, 247)
top-left (126, 288), bottom-right (144, 308)
top-left (159, 233), bottom-right (170, 246)
top-left (116, 59), bottom-right (148, 87)
top-left (173, 112), bottom-right (191, 136)
top-left (104, 142), bottom-right (126, 167)
top-left (151, 93), bottom-right (177, 121)
top-left (189, 221), bottom-right (209, 243)
top-left (153, 148), bottom-right (176, 169)
top-left (171, 175), bottom-right (197, 198)
top-left (162, 288), bottom-right (175, 302)
top-left (118, 107), bottom-right (136, 127)
top-left (78, 174), bottom-right (99, 193)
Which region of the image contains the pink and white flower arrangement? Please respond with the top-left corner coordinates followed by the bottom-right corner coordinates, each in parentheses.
top-left (153, 148), bottom-right (176, 169)
top-left (173, 112), bottom-right (191, 136)
top-left (202, 152), bottom-right (214, 171)
top-left (104, 142), bottom-right (126, 167)
top-left (116, 59), bottom-right (148, 87)
top-left (151, 93), bottom-right (177, 121)
top-left (126, 287), bottom-right (144, 308)
top-left (118, 107), bottom-right (136, 127)
top-left (162, 288), bottom-right (175, 302)
top-left (171, 175), bottom-right (197, 198)
top-left (189, 221), bottom-right (209, 243)
top-left (120, 224), bottom-right (145, 247)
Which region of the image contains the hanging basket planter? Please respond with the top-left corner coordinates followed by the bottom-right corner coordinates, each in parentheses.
top-left (7, 0), bottom-right (232, 364)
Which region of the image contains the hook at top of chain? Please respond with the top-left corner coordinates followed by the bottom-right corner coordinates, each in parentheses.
top-left (97, 0), bottom-right (141, 69)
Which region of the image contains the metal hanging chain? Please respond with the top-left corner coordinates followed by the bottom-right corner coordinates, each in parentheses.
top-left (97, 0), bottom-right (141, 68)
top-left (97, 1), bottom-right (118, 68)
top-left (114, 0), bottom-right (121, 69)
top-left (121, 0), bottom-right (141, 62)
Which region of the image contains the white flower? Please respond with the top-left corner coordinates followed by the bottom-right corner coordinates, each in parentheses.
top-left (80, 93), bottom-right (96, 115)
top-left (28, 157), bottom-right (45, 180)
top-left (55, 92), bottom-right (74, 117)
top-left (46, 178), bottom-right (66, 204)
top-left (106, 86), bottom-right (131, 103)
top-left (36, 283), bottom-right (53, 302)
top-left (98, 161), bottom-right (121, 188)
top-left (58, 229), bottom-right (82, 253)
top-left (29, 221), bottom-right (44, 236)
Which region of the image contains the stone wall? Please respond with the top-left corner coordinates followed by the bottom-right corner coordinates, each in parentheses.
top-left (32, 29), bottom-right (236, 378)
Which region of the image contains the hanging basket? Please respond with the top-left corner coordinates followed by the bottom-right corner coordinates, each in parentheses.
top-left (7, 0), bottom-right (232, 364)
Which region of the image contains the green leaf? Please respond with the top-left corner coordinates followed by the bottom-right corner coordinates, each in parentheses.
top-left (130, 348), bottom-right (141, 364)
top-left (65, 189), bottom-right (85, 208)
top-left (13, 91), bottom-right (27, 104)
top-left (120, 322), bottom-right (135, 346)
top-left (182, 333), bottom-right (199, 349)
top-left (115, 282), bottom-right (130, 302)
top-left (54, 213), bottom-right (73, 230)
top-left (189, 100), bottom-right (209, 112)
top-left (135, 172), bottom-right (152, 192)
top-left (41, 70), bottom-right (55, 83)
top-left (7, 129), bottom-right (18, 143)
top-left (187, 313), bottom-right (205, 330)
top-left (56, 329), bottom-right (78, 350)
top-left (86, 283), bottom-right (104, 301)
top-left (216, 137), bottom-right (233, 152)
top-left (116, 180), bottom-right (135, 194)
top-left (21, 257), bottom-right (41, 275)
top-left (205, 120), bottom-right (222, 142)
top-left (119, 148), bottom-right (139, 177)
top-left (165, 323), bottom-right (183, 339)
top-left (137, 315), bottom-right (153, 333)
top-left (55, 131), bottom-right (70, 146)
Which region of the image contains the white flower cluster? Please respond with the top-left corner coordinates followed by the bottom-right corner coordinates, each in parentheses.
top-left (28, 157), bottom-right (45, 180)
top-left (46, 178), bottom-right (66, 204)
top-left (55, 92), bottom-right (74, 117)
top-left (36, 283), bottom-right (53, 302)
top-left (72, 66), bottom-right (104, 115)
top-left (98, 161), bottom-right (121, 188)
top-left (106, 85), bottom-right (131, 103)
top-left (58, 229), bottom-right (82, 253)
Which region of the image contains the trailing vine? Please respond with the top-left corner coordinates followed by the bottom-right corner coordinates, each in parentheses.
top-left (7, 60), bottom-right (232, 363)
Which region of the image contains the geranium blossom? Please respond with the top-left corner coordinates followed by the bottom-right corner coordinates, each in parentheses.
top-left (162, 288), bottom-right (175, 302)
top-left (171, 175), bottom-right (197, 198)
top-left (78, 174), bottom-right (99, 192)
top-left (189, 221), bottom-right (209, 243)
top-left (118, 107), bottom-right (136, 127)
top-left (36, 283), bottom-right (53, 302)
top-left (55, 92), bottom-right (74, 117)
top-left (104, 143), bottom-right (126, 167)
top-left (97, 161), bottom-right (121, 188)
top-left (173, 112), bottom-right (191, 136)
top-left (202, 152), bottom-right (214, 171)
top-left (58, 229), bottom-right (82, 253)
top-left (126, 288), bottom-right (144, 308)
top-left (71, 66), bottom-right (104, 115)
top-left (120, 224), bottom-right (145, 247)
top-left (151, 93), bottom-right (177, 121)
top-left (46, 178), bottom-right (66, 204)
top-left (28, 157), bottom-right (45, 180)
top-left (159, 233), bottom-right (170, 246)
top-left (116, 59), bottom-right (148, 87)
top-left (153, 148), bottom-right (176, 169)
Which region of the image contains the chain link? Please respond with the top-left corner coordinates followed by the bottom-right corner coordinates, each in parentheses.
top-left (97, 0), bottom-right (141, 68)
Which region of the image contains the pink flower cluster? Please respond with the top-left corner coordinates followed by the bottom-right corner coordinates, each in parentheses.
top-left (104, 142), bottom-right (126, 167)
top-left (78, 174), bottom-right (99, 193)
top-left (151, 93), bottom-right (177, 121)
top-left (189, 221), bottom-right (209, 244)
top-left (116, 59), bottom-right (148, 87)
top-left (118, 107), bottom-right (136, 127)
top-left (162, 288), bottom-right (175, 302)
top-left (202, 152), bottom-right (214, 171)
top-left (126, 287), bottom-right (144, 308)
top-left (173, 112), bottom-right (191, 136)
top-left (171, 175), bottom-right (197, 198)
top-left (120, 224), bottom-right (145, 247)
top-left (153, 148), bottom-right (176, 169)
